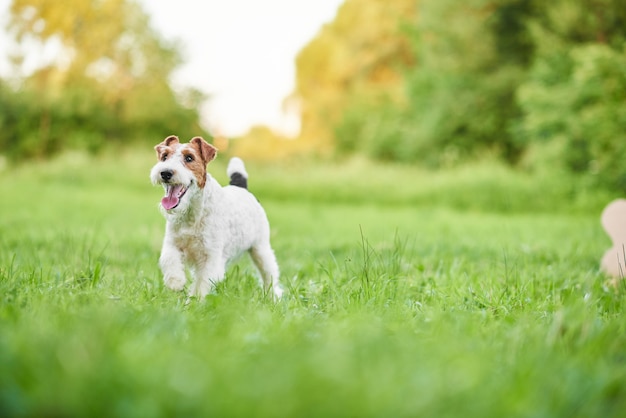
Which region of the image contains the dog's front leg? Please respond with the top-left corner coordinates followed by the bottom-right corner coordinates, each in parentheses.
top-left (188, 257), bottom-right (225, 299)
top-left (159, 240), bottom-right (187, 291)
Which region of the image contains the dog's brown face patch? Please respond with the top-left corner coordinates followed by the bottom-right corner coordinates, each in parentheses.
top-left (181, 145), bottom-right (207, 188)
top-left (186, 137), bottom-right (217, 189)
top-left (153, 135), bottom-right (217, 189)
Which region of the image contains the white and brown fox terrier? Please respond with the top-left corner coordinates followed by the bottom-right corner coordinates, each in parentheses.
top-left (150, 135), bottom-right (283, 300)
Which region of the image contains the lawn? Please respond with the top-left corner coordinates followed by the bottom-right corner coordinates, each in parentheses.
top-left (1, 149), bottom-right (625, 417)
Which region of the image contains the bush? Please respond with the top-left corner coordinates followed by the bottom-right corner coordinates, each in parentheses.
top-left (0, 79), bottom-right (206, 158)
top-left (517, 43), bottom-right (626, 192)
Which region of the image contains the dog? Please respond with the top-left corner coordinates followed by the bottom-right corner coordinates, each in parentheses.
top-left (150, 135), bottom-right (283, 300)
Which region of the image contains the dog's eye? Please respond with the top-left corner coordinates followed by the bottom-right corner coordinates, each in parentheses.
top-left (161, 153), bottom-right (168, 161)
top-left (185, 155), bottom-right (194, 163)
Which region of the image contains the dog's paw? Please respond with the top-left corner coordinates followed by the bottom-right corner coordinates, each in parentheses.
top-left (188, 281), bottom-right (212, 299)
top-left (272, 285), bottom-right (284, 300)
top-left (164, 275), bottom-right (186, 291)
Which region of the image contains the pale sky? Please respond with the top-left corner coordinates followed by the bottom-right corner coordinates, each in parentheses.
top-left (0, 0), bottom-right (344, 137)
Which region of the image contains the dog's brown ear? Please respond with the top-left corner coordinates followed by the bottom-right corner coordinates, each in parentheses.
top-left (190, 136), bottom-right (217, 164)
top-left (154, 135), bottom-right (180, 158)
top-left (164, 135), bottom-right (180, 147)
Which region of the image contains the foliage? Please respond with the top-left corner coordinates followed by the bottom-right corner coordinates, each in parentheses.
top-left (228, 125), bottom-right (307, 161)
top-left (294, 0), bottom-right (415, 153)
top-left (296, 0), bottom-right (535, 164)
top-left (1, 152), bottom-right (625, 416)
top-left (0, 0), bottom-right (207, 157)
top-left (294, 0), bottom-right (626, 192)
top-left (516, 0), bottom-right (626, 191)
top-left (394, 0), bottom-right (534, 165)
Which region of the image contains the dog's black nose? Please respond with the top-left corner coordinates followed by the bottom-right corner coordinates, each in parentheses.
top-left (160, 170), bottom-right (173, 181)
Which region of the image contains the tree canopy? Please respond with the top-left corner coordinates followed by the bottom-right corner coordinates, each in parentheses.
top-left (1, 0), bottom-right (207, 157)
top-left (293, 0), bottom-right (415, 154)
top-left (293, 0), bottom-right (626, 191)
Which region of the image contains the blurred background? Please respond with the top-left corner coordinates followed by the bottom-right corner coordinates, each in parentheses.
top-left (0, 0), bottom-right (625, 193)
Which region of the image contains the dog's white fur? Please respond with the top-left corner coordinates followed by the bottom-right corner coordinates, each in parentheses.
top-left (150, 135), bottom-right (283, 299)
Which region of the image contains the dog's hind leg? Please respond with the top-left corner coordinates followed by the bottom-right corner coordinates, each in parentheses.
top-left (250, 243), bottom-right (283, 300)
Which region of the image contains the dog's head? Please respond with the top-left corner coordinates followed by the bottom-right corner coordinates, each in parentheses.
top-left (150, 135), bottom-right (217, 212)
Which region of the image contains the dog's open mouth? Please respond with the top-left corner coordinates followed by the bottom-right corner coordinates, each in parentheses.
top-left (161, 184), bottom-right (188, 210)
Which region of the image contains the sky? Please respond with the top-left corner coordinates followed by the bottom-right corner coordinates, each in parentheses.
top-left (0, 0), bottom-right (344, 137)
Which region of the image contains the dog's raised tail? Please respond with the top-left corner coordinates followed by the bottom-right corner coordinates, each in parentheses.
top-left (227, 157), bottom-right (249, 189)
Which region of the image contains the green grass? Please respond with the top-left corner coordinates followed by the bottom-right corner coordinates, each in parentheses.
top-left (1, 149), bottom-right (625, 417)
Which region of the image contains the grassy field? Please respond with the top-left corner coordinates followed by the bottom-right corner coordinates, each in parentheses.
top-left (1, 149), bottom-right (625, 417)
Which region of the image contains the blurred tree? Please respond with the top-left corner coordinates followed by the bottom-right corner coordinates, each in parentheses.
top-left (293, 0), bottom-right (416, 155)
top-left (394, 0), bottom-right (537, 166)
top-left (229, 125), bottom-right (302, 161)
top-left (293, 0), bottom-right (626, 193)
top-left (1, 0), bottom-right (206, 157)
top-left (516, 0), bottom-right (626, 191)
top-left (294, 0), bottom-right (536, 165)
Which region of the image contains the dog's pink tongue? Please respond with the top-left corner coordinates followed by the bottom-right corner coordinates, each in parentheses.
top-left (162, 184), bottom-right (183, 210)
